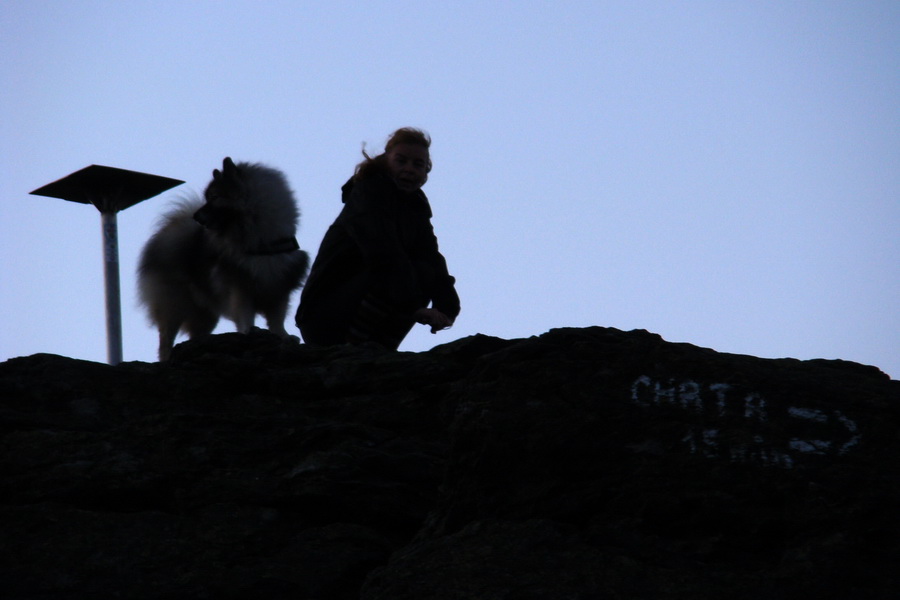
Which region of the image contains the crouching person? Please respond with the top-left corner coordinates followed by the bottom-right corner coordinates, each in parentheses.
top-left (295, 127), bottom-right (459, 349)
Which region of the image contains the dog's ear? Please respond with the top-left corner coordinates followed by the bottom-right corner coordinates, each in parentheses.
top-left (218, 157), bottom-right (242, 182)
top-left (213, 156), bottom-right (241, 181)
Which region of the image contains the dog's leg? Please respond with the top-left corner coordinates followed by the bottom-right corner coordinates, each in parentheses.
top-left (263, 298), bottom-right (290, 337)
top-left (230, 293), bottom-right (256, 334)
top-left (186, 311), bottom-right (219, 339)
top-left (158, 323), bottom-right (180, 362)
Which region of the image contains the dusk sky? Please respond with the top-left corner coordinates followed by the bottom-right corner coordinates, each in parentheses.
top-left (2, 1), bottom-right (897, 378)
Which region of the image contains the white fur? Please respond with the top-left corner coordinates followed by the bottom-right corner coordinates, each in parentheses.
top-left (137, 159), bottom-right (309, 361)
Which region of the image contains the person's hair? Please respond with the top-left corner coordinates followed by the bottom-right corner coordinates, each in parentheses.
top-left (354, 127), bottom-right (432, 181)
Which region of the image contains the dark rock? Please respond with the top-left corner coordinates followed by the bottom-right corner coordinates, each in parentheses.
top-left (1, 327), bottom-right (898, 599)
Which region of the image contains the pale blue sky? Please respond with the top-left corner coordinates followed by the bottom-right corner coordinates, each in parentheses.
top-left (2, 1), bottom-right (898, 377)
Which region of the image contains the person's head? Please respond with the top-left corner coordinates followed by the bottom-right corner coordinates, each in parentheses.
top-left (356, 127), bottom-right (432, 192)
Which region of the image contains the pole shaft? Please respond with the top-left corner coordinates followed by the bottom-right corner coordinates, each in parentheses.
top-left (101, 212), bottom-right (123, 365)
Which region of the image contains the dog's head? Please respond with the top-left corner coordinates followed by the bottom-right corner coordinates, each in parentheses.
top-left (194, 157), bottom-right (245, 229)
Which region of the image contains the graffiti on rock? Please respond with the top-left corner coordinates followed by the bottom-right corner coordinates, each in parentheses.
top-left (630, 376), bottom-right (861, 468)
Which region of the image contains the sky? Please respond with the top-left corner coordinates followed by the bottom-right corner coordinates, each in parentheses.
top-left (1, 1), bottom-right (898, 378)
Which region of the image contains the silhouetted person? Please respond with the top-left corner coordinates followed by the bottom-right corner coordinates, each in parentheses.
top-left (296, 127), bottom-right (459, 349)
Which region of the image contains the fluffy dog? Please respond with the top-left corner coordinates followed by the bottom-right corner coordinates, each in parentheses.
top-left (138, 157), bottom-right (309, 361)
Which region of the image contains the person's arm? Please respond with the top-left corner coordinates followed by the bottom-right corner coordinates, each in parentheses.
top-left (417, 221), bottom-right (460, 324)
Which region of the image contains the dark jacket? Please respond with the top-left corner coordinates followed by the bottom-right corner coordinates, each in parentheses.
top-left (295, 173), bottom-right (460, 348)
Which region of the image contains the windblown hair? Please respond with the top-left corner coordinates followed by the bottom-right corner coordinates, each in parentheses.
top-left (355, 127), bottom-right (432, 181)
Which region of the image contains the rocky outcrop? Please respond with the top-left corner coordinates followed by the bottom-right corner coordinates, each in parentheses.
top-left (2, 327), bottom-right (898, 599)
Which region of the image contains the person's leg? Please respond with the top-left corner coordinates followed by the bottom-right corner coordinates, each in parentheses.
top-left (346, 293), bottom-right (416, 350)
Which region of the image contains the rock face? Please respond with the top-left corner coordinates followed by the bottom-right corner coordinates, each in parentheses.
top-left (1, 327), bottom-right (898, 599)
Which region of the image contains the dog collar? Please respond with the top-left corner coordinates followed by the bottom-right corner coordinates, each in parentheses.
top-left (252, 236), bottom-right (300, 255)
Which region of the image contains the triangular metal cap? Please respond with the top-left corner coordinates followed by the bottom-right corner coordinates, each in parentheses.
top-left (31, 165), bottom-right (184, 213)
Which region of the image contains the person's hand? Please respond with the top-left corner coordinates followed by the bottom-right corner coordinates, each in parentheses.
top-left (413, 308), bottom-right (453, 333)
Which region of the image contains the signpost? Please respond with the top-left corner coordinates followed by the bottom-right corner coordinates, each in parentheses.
top-left (31, 165), bottom-right (183, 365)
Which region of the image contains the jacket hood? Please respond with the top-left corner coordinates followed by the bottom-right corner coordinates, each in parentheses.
top-left (341, 174), bottom-right (431, 217)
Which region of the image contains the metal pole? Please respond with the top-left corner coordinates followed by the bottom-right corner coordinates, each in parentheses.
top-left (101, 211), bottom-right (123, 365)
